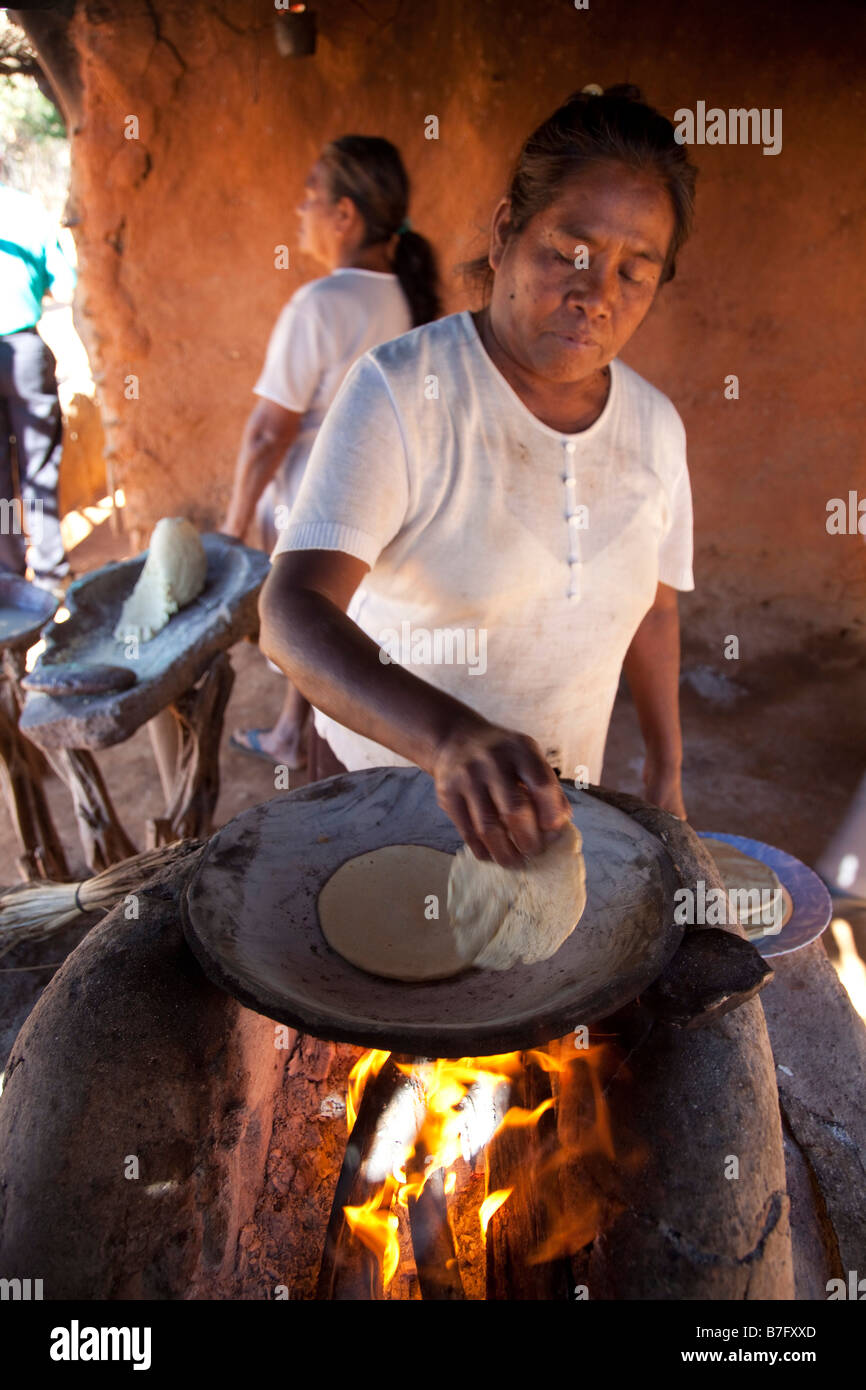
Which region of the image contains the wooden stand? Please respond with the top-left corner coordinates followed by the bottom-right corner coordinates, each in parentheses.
top-left (0, 647), bottom-right (69, 881)
top-left (14, 534), bottom-right (267, 875)
top-left (10, 652), bottom-right (236, 875)
top-left (145, 652), bottom-right (235, 848)
top-left (42, 746), bottom-right (137, 873)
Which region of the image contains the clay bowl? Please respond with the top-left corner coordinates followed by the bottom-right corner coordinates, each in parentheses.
top-left (181, 767), bottom-right (685, 1057)
top-left (0, 572), bottom-right (59, 651)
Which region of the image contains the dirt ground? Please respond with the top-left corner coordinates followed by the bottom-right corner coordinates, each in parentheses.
top-left (2, 513), bottom-right (865, 1069)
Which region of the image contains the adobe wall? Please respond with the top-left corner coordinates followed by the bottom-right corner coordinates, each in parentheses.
top-left (60, 0), bottom-right (865, 653)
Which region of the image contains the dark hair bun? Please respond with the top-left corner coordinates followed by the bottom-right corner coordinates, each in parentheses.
top-left (566, 82), bottom-right (645, 104)
top-left (602, 82), bottom-right (644, 103)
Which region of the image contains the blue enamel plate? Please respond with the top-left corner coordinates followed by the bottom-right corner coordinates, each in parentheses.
top-left (697, 831), bottom-right (833, 958)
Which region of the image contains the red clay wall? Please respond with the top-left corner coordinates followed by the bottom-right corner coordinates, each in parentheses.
top-left (64, 0), bottom-right (865, 652)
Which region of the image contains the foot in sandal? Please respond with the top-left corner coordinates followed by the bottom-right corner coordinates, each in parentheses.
top-left (229, 726), bottom-right (307, 770)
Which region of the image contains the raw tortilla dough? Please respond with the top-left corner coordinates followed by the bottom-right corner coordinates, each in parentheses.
top-left (702, 837), bottom-right (786, 936)
top-left (317, 824), bottom-right (587, 981)
top-left (447, 822), bottom-right (587, 970)
top-left (318, 844), bottom-right (461, 981)
top-left (114, 517), bottom-right (207, 643)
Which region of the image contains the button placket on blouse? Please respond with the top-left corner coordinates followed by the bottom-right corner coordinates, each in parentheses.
top-left (562, 439), bottom-right (582, 600)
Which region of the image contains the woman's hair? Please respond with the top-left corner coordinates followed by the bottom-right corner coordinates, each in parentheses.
top-left (318, 135), bottom-right (441, 326)
top-left (463, 83), bottom-right (698, 298)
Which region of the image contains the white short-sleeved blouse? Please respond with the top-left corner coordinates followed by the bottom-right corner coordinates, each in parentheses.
top-left (272, 309), bottom-right (694, 782)
top-left (253, 268), bottom-right (411, 511)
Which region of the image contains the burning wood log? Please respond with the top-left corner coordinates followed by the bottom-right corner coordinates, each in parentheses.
top-left (317, 1052), bottom-right (468, 1300)
top-left (484, 1052), bottom-right (573, 1300)
top-left (405, 1150), bottom-right (466, 1300)
top-left (316, 1054), bottom-right (423, 1299)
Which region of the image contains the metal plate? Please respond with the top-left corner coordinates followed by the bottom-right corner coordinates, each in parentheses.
top-left (697, 832), bottom-right (832, 958)
top-left (181, 767), bottom-right (685, 1056)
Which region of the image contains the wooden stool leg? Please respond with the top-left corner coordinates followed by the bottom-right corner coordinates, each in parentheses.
top-left (152, 651), bottom-right (235, 844)
top-left (0, 653), bottom-right (70, 881)
top-left (146, 707), bottom-right (181, 806)
top-left (45, 747), bottom-right (137, 873)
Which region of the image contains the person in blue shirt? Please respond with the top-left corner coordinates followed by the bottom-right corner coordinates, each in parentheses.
top-left (0, 181), bottom-right (77, 586)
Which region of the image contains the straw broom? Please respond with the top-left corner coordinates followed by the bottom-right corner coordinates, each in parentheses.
top-left (0, 839), bottom-right (205, 957)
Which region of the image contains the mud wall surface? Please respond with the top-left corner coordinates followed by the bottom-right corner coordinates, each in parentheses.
top-left (56, 0), bottom-right (865, 651)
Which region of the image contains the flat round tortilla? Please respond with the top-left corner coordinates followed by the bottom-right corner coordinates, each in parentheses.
top-left (703, 837), bottom-right (786, 934)
top-left (318, 844), bottom-right (460, 981)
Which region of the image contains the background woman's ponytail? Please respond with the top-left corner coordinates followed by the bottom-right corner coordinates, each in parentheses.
top-left (391, 224), bottom-right (441, 327)
top-left (319, 135), bottom-right (441, 326)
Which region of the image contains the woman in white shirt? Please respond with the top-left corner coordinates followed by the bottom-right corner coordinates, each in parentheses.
top-left (259, 85), bottom-right (700, 864)
top-left (223, 136), bottom-right (440, 767)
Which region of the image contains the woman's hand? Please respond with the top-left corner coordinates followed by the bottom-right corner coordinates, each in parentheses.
top-left (431, 719), bottom-right (573, 867)
top-left (224, 400), bottom-right (301, 544)
top-left (643, 756), bottom-right (687, 820)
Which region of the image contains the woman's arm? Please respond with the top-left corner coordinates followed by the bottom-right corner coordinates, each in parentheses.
top-left (621, 580), bottom-right (687, 818)
top-left (259, 551), bottom-right (572, 865)
top-left (223, 398), bottom-right (301, 539)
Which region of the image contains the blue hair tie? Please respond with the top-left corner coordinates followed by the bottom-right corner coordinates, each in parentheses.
top-left (396, 218), bottom-right (412, 236)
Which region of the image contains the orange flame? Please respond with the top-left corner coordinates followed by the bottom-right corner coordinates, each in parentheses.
top-left (479, 1188), bottom-right (513, 1238)
top-left (343, 1177), bottom-right (401, 1288)
top-left (397, 1058), bottom-right (496, 1198)
top-left (341, 1036), bottom-right (625, 1289)
top-left (496, 1099), bottom-right (554, 1129)
top-left (346, 1048), bottom-right (390, 1132)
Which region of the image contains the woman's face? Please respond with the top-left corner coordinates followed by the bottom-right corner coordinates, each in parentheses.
top-left (487, 162), bottom-right (677, 383)
top-left (296, 160), bottom-right (341, 264)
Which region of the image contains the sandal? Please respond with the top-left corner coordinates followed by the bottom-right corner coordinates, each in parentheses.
top-left (229, 728), bottom-right (308, 771)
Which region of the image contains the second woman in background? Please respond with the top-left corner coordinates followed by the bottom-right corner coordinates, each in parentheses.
top-left (223, 135), bottom-right (439, 773)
